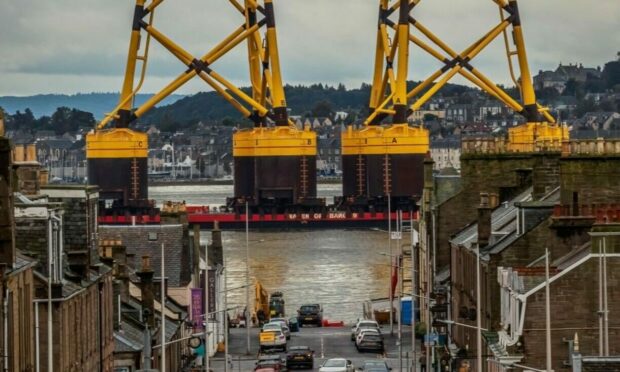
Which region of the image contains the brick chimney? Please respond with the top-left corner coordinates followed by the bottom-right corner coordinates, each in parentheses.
top-left (12, 143), bottom-right (42, 196)
top-left (0, 135), bottom-right (15, 270)
top-left (477, 193), bottom-right (493, 247)
top-left (136, 255), bottom-right (155, 327)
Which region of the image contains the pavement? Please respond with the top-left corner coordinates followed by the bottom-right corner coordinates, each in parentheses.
top-left (207, 325), bottom-right (422, 371)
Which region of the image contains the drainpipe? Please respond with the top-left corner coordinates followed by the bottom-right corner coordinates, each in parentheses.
top-left (47, 213), bottom-right (54, 372)
top-left (3, 287), bottom-right (8, 372)
top-left (35, 302), bottom-right (40, 372)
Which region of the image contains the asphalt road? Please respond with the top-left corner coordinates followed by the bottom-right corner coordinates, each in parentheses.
top-left (208, 325), bottom-right (421, 371)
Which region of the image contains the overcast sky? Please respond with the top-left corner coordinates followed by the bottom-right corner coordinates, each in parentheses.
top-left (1, 0), bottom-right (618, 96)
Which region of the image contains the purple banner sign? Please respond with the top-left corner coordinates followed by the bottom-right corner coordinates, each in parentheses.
top-left (208, 269), bottom-right (216, 315)
top-left (191, 288), bottom-right (203, 330)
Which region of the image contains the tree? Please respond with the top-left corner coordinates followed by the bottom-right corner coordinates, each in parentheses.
top-left (423, 113), bottom-right (438, 122)
top-left (12, 108), bottom-right (36, 130)
top-left (563, 79), bottom-right (585, 99)
top-left (311, 100), bottom-right (334, 118)
top-left (602, 60), bottom-right (620, 90)
top-left (574, 98), bottom-right (596, 118)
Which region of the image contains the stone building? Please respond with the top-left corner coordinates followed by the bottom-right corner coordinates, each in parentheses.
top-left (442, 138), bottom-right (620, 371)
top-left (11, 156), bottom-right (115, 372)
top-left (492, 227), bottom-right (620, 370)
top-left (0, 133), bottom-right (37, 372)
top-left (430, 137), bottom-right (461, 171)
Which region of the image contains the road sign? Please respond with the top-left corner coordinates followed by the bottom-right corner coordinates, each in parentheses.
top-left (391, 231), bottom-right (402, 240)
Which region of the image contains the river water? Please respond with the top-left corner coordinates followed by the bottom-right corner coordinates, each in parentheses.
top-left (150, 184), bottom-right (398, 323)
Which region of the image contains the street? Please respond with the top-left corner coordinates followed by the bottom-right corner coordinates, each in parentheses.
top-left (209, 325), bottom-right (421, 371)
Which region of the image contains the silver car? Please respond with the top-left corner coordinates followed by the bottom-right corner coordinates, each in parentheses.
top-left (319, 358), bottom-right (355, 372)
top-left (351, 320), bottom-right (380, 341)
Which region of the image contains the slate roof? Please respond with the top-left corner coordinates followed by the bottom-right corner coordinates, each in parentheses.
top-left (450, 187), bottom-right (560, 258)
top-left (98, 224), bottom-right (190, 287)
top-left (450, 187), bottom-right (533, 249)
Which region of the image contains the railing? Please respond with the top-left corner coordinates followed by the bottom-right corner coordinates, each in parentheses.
top-left (462, 137), bottom-right (620, 156)
top-left (561, 138), bottom-right (620, 156)
top-left (461, 137), bottom-right (563, 154)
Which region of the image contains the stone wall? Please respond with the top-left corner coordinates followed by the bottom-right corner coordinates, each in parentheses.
top-left (36, 271), bottom-right (115, 372)
top-left (521, 256), bottom-right (620, 371)
top-left (15, 217), bottom-right (48, 273)
top-left (436, 151), bottom-right (560, 270)
top-left (1, 262), bottom-right (36, 372)
top-left (42, 186), bottom-right (99, 273)
top-left (560, 155), bottom-right (620, 209)
top-left (0, 137), bottom-right (15, 267)
top-left (450, 212), bottom-right (591, 353)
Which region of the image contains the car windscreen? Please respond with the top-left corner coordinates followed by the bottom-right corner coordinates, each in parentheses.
top-left (289, 346), bottom-right (309, 352)
top-left (300, 305), bottom-right (318, 312)
top-left (323, 359), bottom-right (346, 367)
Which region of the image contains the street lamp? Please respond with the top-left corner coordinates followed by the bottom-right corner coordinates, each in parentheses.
top-left (219, 275), bottom-right (252, 372)
top-left (436, 319), bottom-right (488, 332)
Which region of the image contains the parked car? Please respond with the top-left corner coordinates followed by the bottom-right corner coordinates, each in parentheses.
top-left (286, 345), bottom-right (314, 369)
top-left (356, 330), bottom-right (384, 353)
top-left (263, 322), bottom-right (284, 332)
top-left (259, 329), bottom-right (287, 352)
top-left (351, 319), bottom-right (380, 341)
top-left (255, 354), bottom-right (288, 371)
top-left (319, 358), bottom-right (355, 372)
top-left (297, 304), bottom-right (323, 327)
top-left (266, 320), bottom-right (291, 340)
top-left (355, 328), bottom-right (383, 345)
top-left (356, 360), bottom-right (392, 371)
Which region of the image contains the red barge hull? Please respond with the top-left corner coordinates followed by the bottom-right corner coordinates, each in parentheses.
top-left (98, 208), bottom-right (417, 230)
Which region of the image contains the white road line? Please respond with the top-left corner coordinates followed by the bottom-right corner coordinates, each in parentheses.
top-left (320, 336), bottom-right (325, 359)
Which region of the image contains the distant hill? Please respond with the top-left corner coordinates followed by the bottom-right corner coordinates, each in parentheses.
top-left (0, 93), bottom-right (185, 119)
top-left (141, 81), bottom-right (475, 127)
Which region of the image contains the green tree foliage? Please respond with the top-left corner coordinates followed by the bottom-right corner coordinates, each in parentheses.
top-left (574, 97), bottom-right (596, 117)
top-left (5, 107), bottom-right (95, 133)
top-left (603, 59), bottom-right (620, 90)
top-left (311, 100), bottom-right (334, 118)
top-left (50, 107), bottom-right (95, 134)
top-left (141, 81), bottom-right (476, 126)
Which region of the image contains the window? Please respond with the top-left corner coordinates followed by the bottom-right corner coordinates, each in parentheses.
top-left (148, 232), bottom-right (158, 241)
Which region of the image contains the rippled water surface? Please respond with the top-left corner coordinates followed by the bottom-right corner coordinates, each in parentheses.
top-left (151, 184), bottom-right (394, 323)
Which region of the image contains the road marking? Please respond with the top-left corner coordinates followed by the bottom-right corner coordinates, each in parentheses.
top-left (320, 336), bottom-right (325, 359)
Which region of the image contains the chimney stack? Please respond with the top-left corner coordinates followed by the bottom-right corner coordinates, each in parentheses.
top-left (137, 255), bottom-right (155, 327)
top-left (0, 109), bottom-right (5, 137)
top-left (0, 135), bottom-right (15, 269)
top-left (208, 220), bottom-right (223, 266)
top-left (477, 192), bottom-right (493, 247)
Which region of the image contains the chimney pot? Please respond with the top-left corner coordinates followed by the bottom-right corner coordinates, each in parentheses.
top-left (480, 192), bottom-right (489, 208)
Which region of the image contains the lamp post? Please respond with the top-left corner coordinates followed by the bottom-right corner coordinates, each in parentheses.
top-left (218, 273), bottom-right (251, 372)
top-left (411, 212), bottom-right (418, 372)
top-left (161, 243), bottom-right (166, 372)
top-left (387, 195), bottom-right (393, 336)
top-left (245, 201), bottom-right (251, 355)
top-left (476, 245), bottom-right (482, 372)
top-left (204, 239), bottom-right (209, 372)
